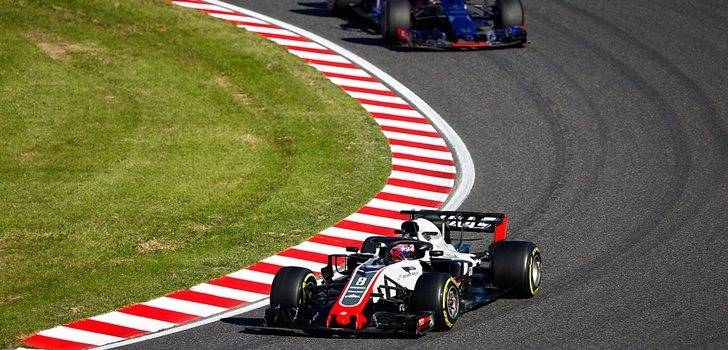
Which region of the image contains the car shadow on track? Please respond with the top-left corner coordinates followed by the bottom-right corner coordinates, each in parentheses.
top-left (221, 316), bottom-right (323, 338)
top-left (293, 1), bottom-right (388, 47)
top-left (221, 316), bottom-right (265, 327)
top-left (221, 316), bottom-right (422, 339)
top-left (290, 1), bottom-right (330, 17)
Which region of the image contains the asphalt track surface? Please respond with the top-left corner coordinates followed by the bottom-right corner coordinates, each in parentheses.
top-left (121, 0), bottom-right (728, 348)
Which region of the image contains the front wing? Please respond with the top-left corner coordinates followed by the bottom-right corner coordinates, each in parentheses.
top-left (264, 305), bottom-right (434, 335)
top-left (397, 26), bottom-right (527, 49)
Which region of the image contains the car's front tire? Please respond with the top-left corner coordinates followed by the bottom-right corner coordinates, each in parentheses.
top-left (269, 266), bottom-right (317, 308)
top-left (494, 0), bottom-right (524, 28)
top-left (410, 272), bottom-right (460, 331)
top-left (382, 0), bottom-right (411, 46)
top-left (490, 241), bottom-right (541, 298)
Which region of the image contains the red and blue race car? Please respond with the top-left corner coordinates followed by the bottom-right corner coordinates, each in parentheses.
top-left (328, 0), bottom-right (527, 48)
top-left (264, 210), bottom-right (541, 335)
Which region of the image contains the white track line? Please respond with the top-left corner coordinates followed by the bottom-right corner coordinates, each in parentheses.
top-left (286, 50), bottom-right (350, 63)
top-left (189, 283), bottom-right (267, 302)
top-left (171, 1), bottom-right (227, 11)
top-left (292, 241), bottom-right (349, 255)
top-left (344, 212), bottom-right (405, 229)
top-left (90, 311), bottom-right (176, 332)
top-left (143, 297), bottom-right (227, 317)
top-left (319, 226), bottom-right (378, 241)
top-left (364, 197), bottom-right (438, 211)
top-left (261, 255), bottom-right (326, 271)
top-left (327, 77), bottom-right (390, 91)
top-left (225, 269), bottom-right (275, 284)
top-left (347, 91), bottom-right (409, 104)
top-left (361, 104), bottom-right (423, 118)
top-left (271, 38), bottom-right (327, 49)
top-left (309, 64), bottom-right (372, 77)
top-left (373, 117), bottom-right (439, 132)
top-left (390, 144), bottom-right (454, 160)
top-left (238, 25), bottom-right (294, 36)
top-left (208, 13), bottom-right (261, 23)
top-left (38, 327), bottom-right (124, 346)
top-left (391, 158), bottom-right (456, 173)
top-left (382, 130), bottom-right (448, 146)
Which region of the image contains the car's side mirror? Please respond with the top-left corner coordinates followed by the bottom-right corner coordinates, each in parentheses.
top-left (430, 250), bottom-right (444, 257)
top-left (346, 246), bottom-right (359, 253)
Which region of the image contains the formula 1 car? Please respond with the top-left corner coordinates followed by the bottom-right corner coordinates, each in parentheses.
top-left (264, 210), bottom-right (541, 335)
top-left (327, 0), bottom-right (527, 48)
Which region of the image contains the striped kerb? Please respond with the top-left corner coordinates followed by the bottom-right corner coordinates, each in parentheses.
top-left (22, 1), bottom-right (456, 349)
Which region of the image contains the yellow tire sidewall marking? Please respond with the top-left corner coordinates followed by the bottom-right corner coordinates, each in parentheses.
top-left (301, 272), bottom-right (316, 305)
top-left (303, 273), bottom-right (316, 289)
top-left (442, 277), bottom-right (458, 328)
top-left (529, 247), bottom-right (540, 296)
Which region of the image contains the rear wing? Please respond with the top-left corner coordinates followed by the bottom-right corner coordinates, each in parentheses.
top-left (400, 210), bottom-right (509, 243)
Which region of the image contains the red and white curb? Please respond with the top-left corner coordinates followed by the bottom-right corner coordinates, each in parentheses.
top-left (21, 1), bottom-right (474, 349)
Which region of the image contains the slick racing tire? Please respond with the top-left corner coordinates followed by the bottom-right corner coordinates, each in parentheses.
top-left (490, 241), bottom-right (541, 298)
top-left (328, 0), bottom-right (361, 16)
top-left (494, 0), bottom-right (524, 28)
top-left (382, 0), bottom-right (411, 46)
top-left (269, 266), bottom-right (317, 308)
top-left (411, 272), bottom-right (460, 331)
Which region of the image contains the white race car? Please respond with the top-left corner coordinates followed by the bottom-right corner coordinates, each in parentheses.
top-left (264, 210), bottom-right (541, 335)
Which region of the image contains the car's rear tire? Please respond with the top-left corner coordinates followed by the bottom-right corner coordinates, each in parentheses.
top-left (382, 0), bottom-right (411, 46)
top-left (494, 0), bottom-right (524, 28)
top-left (410, 272), bottom-right (460, 331)
top-left (269, 266), bottom-right (317, 308)
top-left (490, 241), bottom-right (541, 298)
top-left (328, 0), bottom-right (362, 16)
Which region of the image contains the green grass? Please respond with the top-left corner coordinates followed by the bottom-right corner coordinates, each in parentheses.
top-left (0, 0), bottom-right (390, 347)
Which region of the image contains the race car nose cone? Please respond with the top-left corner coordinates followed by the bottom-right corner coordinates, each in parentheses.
top-left (336, 313), bottom-right (351, 326)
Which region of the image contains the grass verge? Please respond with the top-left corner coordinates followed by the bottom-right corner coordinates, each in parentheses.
top-left (0, 0), bottom-right (390, 347)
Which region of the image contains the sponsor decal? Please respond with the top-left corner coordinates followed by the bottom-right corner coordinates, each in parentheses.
top-left (397, 27), bottom-right (411, 43)
top-left (417, 314), bottom-right (432, 332)
top-left (396, 269), bottom-right (420, 281)
top-left (440, 214), bottom-right (493, 231)
top-left (340, 271), bottom-right (377, 306)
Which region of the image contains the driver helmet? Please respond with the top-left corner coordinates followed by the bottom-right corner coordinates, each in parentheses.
top-left (388, 243), bottom-right (416, 263)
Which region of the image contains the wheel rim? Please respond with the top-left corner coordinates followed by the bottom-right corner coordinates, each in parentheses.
top-left (300, 279), bottom-right (316, 307)
top-left (445, 285), bottom-right (459, 319)
top-left (531, 253), bottom-right (542, 289)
